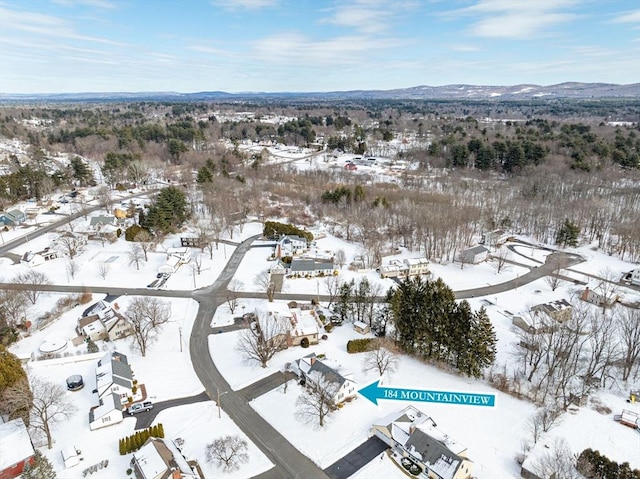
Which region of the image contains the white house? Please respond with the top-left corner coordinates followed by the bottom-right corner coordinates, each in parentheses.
top-left (290, 353), bottom-right (357, 405)
top-left (167, 247), bottom-right (192, 264)
top-left (89, 392), bottom-right (124, 431)
top-left (372, 405), bottom-right (473, 479)
top-left (289, 257), bottom-right (335, 276)
top-left (131, 437), bottom-right (200, 479)
top-left (77, 307), bottom-right (134, 342)
top-left (277, 235), bottom-right (308, 256)
top-left (95, 351), bottom-right (134, 404)
top-left (158, 255), bottom-right (182, 274)
top-left (263, 303), bottom-right (320, 347)
top-left (630, 268), bottom-right (640, 287)
top-left (403, 257), bottom-right (430, 276)
top-left (460, 245), bottom-right (490, 264)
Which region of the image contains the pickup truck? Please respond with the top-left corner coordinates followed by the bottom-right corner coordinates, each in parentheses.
top-left (127, 401), bottom-right (153, 415)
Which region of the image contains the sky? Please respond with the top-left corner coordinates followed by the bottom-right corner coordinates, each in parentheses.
top-left (0, 0), bottom-right (639, 94)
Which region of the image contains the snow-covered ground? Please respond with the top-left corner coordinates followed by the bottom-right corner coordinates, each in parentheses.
top-left (3, 173), bottom-right (640, 479)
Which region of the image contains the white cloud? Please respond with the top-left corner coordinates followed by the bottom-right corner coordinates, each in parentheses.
top-left (608, 9), bottom-right (640, 24)
top-left (50, 0), bottom-right (118, 9)
top-left (319, 0), bottom-right (418, 34)
top-left (210, 0), bottom-right (278, 10)
top-left (0, 6), bottom-right (124, 45)
top-left (444, 0), bottom-right (582, 39)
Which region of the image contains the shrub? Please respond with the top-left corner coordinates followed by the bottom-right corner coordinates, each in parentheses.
top-left (324, 324), bottom-right (334, 333)
top-left (300, 337), bottom-right (310, 348)
top-left (347, 338), bottom-right (374, 353)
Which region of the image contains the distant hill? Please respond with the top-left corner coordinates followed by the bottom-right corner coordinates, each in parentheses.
top-left (1, 82), bottom-right (638, 102)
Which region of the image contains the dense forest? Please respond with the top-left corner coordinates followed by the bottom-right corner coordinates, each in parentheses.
top-left (0, 98), bottom-right (639, 265)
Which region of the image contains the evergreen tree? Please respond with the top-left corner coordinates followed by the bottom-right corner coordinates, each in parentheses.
top-left (467, 307), bottom-right (497, 378)
top-left (86, 338), bottom-right (99, 353)
top-left (555, 218), bottom-right (580, 247)
top-left (21, 450), bottom-right (56, 479)
top-left (145, 186), bottom-right (189, 234)
top-left (335, 280), bottom-right (354, 322)
top-left (119, 438), bottom-right (126, 455)
top-left (158, 423), bottom-right (165, 438)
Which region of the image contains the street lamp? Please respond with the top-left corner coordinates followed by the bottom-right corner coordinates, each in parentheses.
top-left (217, 388), bottom-right (228, 419)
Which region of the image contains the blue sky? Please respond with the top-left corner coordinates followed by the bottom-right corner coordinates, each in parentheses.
top-left (0, 0), bottom-right (639, 93)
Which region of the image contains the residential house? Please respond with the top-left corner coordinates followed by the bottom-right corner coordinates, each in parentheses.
top-left (166, 247), bottom-right (192, 264)
top-left (95, 350), bottom-right (134, 404)
top-left (290, 353), bottom-right (357, 405)
top-left (372, 405), bottom-right (473, 479)
top-left (131, 437), bottom-right (200, 479)
top-left (403, 257), bottom-right (430, 276)
top-left (76, 305), bottom-right (133, 342)
top-left (20, 248), bottom-right (59, 267)
top-left (480, 229), bottom-right (512, 248)
top-left (278, 235), bottom-right (308, 256)
top-left (379, 264), bottom-right (403, 278)
top-left (629, 268), bottom-right (640, 287)
top-left (264, 303), bottom-right (320, 347)
top-left (460, 246), bottom-right (490, 265)
top-left (0, 209), bottom-right (26, 227)
top-left (89, 392), bottom-right (124, 431)
top-left (289, 257), bottom-right (335, 276)
top-left (531, 299), bottom-right (573, 324)
top-left (87, 215), bottom-right (120, 241)
top-left (0, 418), bottom-right (35, 479)
top-left (580, 286), bottom-right (617, 308)
top-left (159, 256), bottom-right (182, 275)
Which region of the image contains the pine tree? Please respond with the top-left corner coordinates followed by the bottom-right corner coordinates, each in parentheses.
top-left (468, 307), bottom-right (497, 378)
top-left (119, 438), bottom-right (125, 455)
top-left (555, 218), bottom-right (580, 247)
top-left (158, 423), bottom-right (165, 438)
top-left (21, 450), bottom-right (56, 479)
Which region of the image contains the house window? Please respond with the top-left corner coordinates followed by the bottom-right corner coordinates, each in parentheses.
top-left (102, 417), bottom-right (111, 423)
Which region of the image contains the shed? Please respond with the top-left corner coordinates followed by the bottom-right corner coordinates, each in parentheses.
top-left (159, 255), bottom-right (181, 274)
top-left (0, 418), bottom-right (35, 479)
top-left (460, 245), bottom-right (490, 264)
top-left (61, 446), bottom-right (83, 469)
top-left (353, 321), bottom-right (371, 335)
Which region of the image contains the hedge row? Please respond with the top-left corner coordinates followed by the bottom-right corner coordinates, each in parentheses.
top-left (347, 338), bottom-right (374, 354)
top-left (119, 424), bottom-right (165, 455)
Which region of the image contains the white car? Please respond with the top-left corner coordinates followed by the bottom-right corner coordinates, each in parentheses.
top-left (127, 401), bottom-right (153, 415)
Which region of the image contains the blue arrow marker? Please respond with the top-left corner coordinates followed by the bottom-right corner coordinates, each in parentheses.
top-left (359, 381), bottom-right (495, 407)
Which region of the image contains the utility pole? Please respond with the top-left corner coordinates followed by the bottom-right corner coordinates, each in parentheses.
top-left (217, 388), bottom-right (227, 418)
top-left (179, 327), bottom-right (182, 353)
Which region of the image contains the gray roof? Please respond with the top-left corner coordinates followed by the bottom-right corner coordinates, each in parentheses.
top-left (405, 428), bottom-right (463, 478)
top-left (290, 257), bottom-right (334, 272)
top-left (111, 358), bottom-right (133, 381)
top-left (308, 360), bottom-right (348, 388)
top-left (463, 245), bottom-right (489, 255)
top-left (90, 215), bottom-right (116, 226)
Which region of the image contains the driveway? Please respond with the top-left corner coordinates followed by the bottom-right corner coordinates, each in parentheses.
top-left (133, 390), bottom-right (211, 429)
top-left (324, 437), bottom-right (388, 479)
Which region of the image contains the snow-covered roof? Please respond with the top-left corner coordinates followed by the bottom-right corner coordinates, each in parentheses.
top-left (0, 418), bottom-right (34, 471)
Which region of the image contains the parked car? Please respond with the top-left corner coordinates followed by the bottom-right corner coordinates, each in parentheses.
top-left (127, 401), bottom-right (153, 415)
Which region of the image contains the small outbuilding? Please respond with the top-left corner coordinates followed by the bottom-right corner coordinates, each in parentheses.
top-left (460, 245), bottom-right (490, 264)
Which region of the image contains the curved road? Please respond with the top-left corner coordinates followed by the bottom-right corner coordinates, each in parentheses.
top-left (0, 214), bottom-right (589, 479)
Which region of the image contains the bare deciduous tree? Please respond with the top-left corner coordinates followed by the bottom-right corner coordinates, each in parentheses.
top-left (295, 372), bottom-right (338, 427)
top-left (594, 268), bottom-right (620, 309)
top-left (66, 259), bottom-right (78, 279)
top-left (236, 313), bottom-right (288, 368)
top-left (616, 307), bottom-right (640, 382)
top-left (363, 339), bottom-right (399, 377)
top-left (192, 252), bottom-right (203, 275)
top-left (57, 231), bottom-right (84, 259)
top-left (134, 230), bottom-right (154, 261)
top-left (128, 243), bottom-right (144, 270)
top-left (3, 376), bottom-right (77, 449)
top-left (95, 185), bottom-right (112, 213)
top-left (14, 270), bottom-right (50, 305)
top-left (527, 406), bottom-right (563, 445)
top-left (531, 438), bottom-right (581, 479)
top-left (254, 270), bottom-right (275, 302)
top-left (324, 274), bottom-right (340, 307)
top-left (97, 263), bottom-right (110, 280)
top-left (493, 248), bottom-right (510, 274)
top-left (226, 279), bottom-right (243, 314)
top-left (206, 435), bottom-right (249, 472)
top-left (0, 288), bottom-right (28, 327)
top-left (127, 297), bottom-right (171, 357)
top-left (334, 249), bottom-right (346, 269)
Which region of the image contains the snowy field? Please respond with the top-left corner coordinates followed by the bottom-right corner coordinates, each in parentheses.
top-left (2, 160), bottom-right (640, 479)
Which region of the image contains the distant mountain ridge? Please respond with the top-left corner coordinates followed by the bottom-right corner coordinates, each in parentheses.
top-left (1, 82), bottom-right (638, 102)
